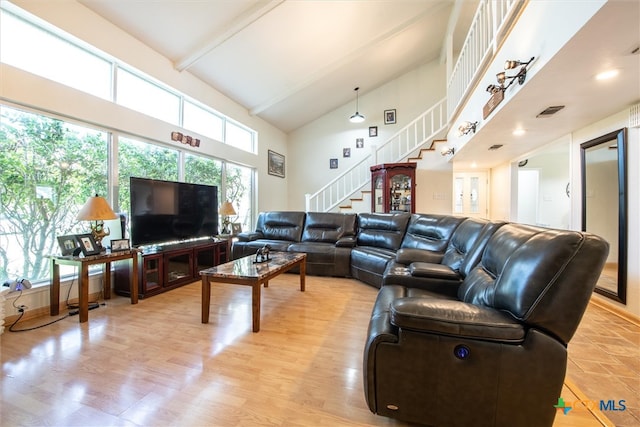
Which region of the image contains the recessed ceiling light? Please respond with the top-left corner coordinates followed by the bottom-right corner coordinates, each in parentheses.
top-left (513, 128), bottom-right (526, 136)
top-left (595, 69), bottom-right (619, 80)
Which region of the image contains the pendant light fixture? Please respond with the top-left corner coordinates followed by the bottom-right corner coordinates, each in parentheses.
top-left (349, 87), bottom-right (365, 123)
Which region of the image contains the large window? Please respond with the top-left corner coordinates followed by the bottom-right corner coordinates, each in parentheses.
top-left (1, 4), bottom-right (258, 153)
top-left (0, 105), bottom-right (109, 283)
top-left (183, 101), bottom-right (224, 142)
top-left (116, 69), bottom-right (180, 126)
top-left (225, 163), bottom-right (253, 232)
top-left (226, 120), bottom-right (255, 153)
top-left (0, 9), bottom-right (112, 100)
top-left (0, 4), bottom-right (258, 285)
top-left (117, 137), bottom-right (179, 215)
top-left (184, 153), bottom-right (222, 187)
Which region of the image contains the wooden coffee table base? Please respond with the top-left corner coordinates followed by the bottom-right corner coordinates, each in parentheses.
top-left (201, 253), bottom-right (306, 332)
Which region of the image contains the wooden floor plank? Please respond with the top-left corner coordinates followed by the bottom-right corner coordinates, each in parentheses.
top-left (1, 274), bottom-right (616, 426)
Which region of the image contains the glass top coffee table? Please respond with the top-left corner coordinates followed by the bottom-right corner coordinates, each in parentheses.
top-left (200, 252), bottom-right (306, 332)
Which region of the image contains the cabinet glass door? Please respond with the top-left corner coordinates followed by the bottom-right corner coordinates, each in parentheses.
top-left (165, 251), bottom-right (193, 287)
top-left (374, 176), bottom-right (384, 212)
top-left (389, 174), bottom-right (411, 212)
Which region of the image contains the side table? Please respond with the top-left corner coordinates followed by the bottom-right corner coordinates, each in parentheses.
top-left (48, 249), bottom-right (139, 323)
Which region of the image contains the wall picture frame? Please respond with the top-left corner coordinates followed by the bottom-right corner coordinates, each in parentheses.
top-left (330, 158), bottom-right (338, 169)
top-left (110, 238), bottom-right (130, 252)
top-left (76, 233), bottom-right (101, 256)
top-left (368, 127), bottom-right (378, 137)
top-left (57, 235), bottom-right (81, 256)
top-left (267, 150), bottom-right (285, 178)
top-left (356, 138), bottom-right (364, 148)
top-left (384, 109), bottom-right (397, 124)
top-left (343, 147), bottom-right (351, 158)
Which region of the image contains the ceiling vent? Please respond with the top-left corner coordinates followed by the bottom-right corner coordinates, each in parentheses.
top-left (488, 144), bottom-right (503, 150)
top-left (536, 105), bottom-right (565, 117)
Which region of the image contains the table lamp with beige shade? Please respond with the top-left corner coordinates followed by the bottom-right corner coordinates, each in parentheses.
top-left (219, 201), bottom-right (236, 235)
top-left (76, 194), bottom-right (118, 250)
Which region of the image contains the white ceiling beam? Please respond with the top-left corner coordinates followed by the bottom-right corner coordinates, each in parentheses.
top-left (249, 2), bottom-right (450, 116)
top-left (175, 0), bottom-right (285, 72)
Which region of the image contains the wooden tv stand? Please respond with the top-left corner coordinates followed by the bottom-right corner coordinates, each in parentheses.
top-left (114, 239), bottom-right (228, 298)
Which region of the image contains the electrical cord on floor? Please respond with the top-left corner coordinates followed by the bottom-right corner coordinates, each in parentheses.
top-left (8, 290), bottom-right (70, 332)
top-left (64, 266), bottom-right (103, 311)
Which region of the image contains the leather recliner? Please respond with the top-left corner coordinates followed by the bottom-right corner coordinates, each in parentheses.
top-left (287, 212), bottom-right (357, 276)
top-left (349, 212), bottom-right (412, 287)
top-left (231, 211), bottom-right (306, 258)
top-left (350, 213), bottom-right (468, 288)
top-left (363, 223), bottom-right (609, 427)
top-left (382, 218), bottom-right (504, 297)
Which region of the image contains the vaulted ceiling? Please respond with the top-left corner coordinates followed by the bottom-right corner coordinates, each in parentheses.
top-left (76, 0), bottom-right (638, 170)
top-left (78, 0), bottom-right (478, 133)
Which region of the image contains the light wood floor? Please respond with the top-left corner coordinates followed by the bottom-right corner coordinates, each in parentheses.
top-left (0, 274), bottom-right (624, 426)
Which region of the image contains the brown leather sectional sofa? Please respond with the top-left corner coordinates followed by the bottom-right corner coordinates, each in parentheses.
top-left (232, 211), bottom-right (609, 427)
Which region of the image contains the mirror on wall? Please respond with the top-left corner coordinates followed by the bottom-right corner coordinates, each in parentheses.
top-left (581, 128), bottom-right (627, 304)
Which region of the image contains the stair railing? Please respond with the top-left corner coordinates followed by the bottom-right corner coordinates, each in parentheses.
top-left (305, 0), bottom-right (524, 213)
top-left (305, 98), bottom-right (447, 212)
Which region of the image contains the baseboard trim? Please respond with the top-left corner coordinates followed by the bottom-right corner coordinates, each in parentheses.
top-left (590, 297), bottom-right (640, 327)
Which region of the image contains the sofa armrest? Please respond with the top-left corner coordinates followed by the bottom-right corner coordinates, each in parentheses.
top-left (390, 297), bottom-right (525, 342)
top-left (335, 236), bottom-right (356, 247)
top-left (396, 248), bottom-right (443, 265)
top-left (409, 262), bottom-right (459, 280)
top-left (236, 231), bottom-right (264, 242)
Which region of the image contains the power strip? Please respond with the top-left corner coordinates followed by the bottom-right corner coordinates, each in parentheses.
top-left (68, 303), bottom-right (101, 316)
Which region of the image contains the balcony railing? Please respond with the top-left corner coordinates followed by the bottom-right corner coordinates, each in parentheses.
top-left (447, 0), bottom-right (524, 118)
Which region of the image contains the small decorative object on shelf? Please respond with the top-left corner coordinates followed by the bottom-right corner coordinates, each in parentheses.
top-left (254, 245), bottom-right (271, 263)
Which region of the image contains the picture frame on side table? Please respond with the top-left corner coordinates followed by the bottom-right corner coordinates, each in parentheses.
top-left (231, 223), bottom-right (242, 235)
top-left (111, 238), bottom-right (130, 252)
top-left (267, 150), bottom-right (285, 178)
top-left (384, 109), bottom-right (396, 124)
top-left (57, 235), bottom-right (81, 256)
top-left (76, 233), bottom-right (101, 256)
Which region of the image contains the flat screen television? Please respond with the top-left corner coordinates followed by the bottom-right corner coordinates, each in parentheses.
top-left (129, 177), bottom-right (218, 247)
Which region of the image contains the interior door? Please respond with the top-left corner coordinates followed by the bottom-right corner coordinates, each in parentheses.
top-left (453, 171), bottom-right (488, 218)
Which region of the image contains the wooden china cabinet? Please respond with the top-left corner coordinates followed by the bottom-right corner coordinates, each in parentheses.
top-left (370, 162), bottom-right (416, 213)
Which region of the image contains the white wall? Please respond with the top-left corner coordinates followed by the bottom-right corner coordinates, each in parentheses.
top-left (287, 60), bottom-right (447, 211)
top-left (517, 145), bottom-right (571, 229)
top-left (415, 169), bottom-right (453, 215)
top-left (488, 163), bottom-right (511, 221)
